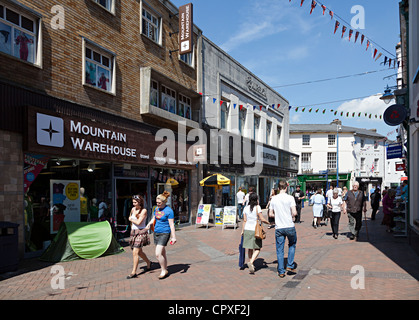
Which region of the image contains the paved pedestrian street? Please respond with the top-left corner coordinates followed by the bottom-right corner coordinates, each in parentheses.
top-left (0, 206), bottom-right (418, 303)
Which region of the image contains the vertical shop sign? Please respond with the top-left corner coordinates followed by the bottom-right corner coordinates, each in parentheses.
top-left (24, 154), bottom-right (50, 193)
top-left (50, 180), bottom-right (80, 233)
top-left (178, 3), bottom-right (193, 55)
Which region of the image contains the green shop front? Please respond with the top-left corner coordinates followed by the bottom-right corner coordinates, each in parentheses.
top-left (297, 172), bottom-right (351, 196)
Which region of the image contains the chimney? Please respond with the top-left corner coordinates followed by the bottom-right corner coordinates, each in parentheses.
top-left (330, 119), bottom-right (342, 125)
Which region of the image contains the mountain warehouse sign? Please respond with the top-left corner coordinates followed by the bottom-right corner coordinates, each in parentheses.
top-left (25, 106), bottom-right (194, 168)
top-left (70, 121), bottom-right (137, 158)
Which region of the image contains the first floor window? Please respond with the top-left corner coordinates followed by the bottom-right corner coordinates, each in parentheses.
top-left (328, 134), bottom-right (336, 146)
top-left (301, 153), bottom-right (311, 171)
top-left (179, 94), bottom-right (191, 119)
top-left (142, 7), bottom-right (160, 43)
top-left (302, 134), bottom-right (310, 146)
top-left (150, 80), bottom-right (159, 107)
top-left (84, 42), bottom-right (114, 93)
top-left (266, 121), bottom-right (272, 145)
top-left (0, 4), bottom-right (38, 64)
top-left (239, 108), bottom-right (246, 135)
top-left (94, 0), bottom-right (113, 11)
top-left (277, 127), bottom-right (282, 148)
top-left (161, 85), bottom-right (176, 114)
top-left (220, 101), bottom-right (229, 130)
top-left (360, 158), bottom-right (365, 171)
top-left (327, 152), bottom-right (337, 170)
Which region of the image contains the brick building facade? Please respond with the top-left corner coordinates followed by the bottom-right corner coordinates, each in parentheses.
top-left (0, 0), bottom-right (202, 258)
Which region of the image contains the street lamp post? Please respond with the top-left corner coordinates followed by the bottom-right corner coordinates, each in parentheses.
top-left (336, 124), bottom-right (341, 188)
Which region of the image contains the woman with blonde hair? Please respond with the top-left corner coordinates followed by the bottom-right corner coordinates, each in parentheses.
top-left (127, 195), bottom-right (151, 279)
top-left (146, 191), bottom-right (176, 279)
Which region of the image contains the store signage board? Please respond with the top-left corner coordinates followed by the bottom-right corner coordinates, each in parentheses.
top-left (178, 3), bottom-right (193, 55)
top-left (222, 206), bottom-right (237, 230)
top-left (386, 143), bottom-right (403, 160)
top-left (195, 204), bottom-right (212, 229)
top-left (25, 107), bottom-right (194, 168)
top-left (50, 179), bottom-right (80, 234)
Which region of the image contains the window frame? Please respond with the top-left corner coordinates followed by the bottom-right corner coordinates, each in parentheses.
top-left (161, 84), bottom-right (177, 114)
top-left (220, 100), bottom-right (229, 130)
top-left (239, 107), bottom-right (246, 136)
top-left (82, 38), bottom-right (116, 94)
top-left (178, 93), bottom-right (191, 120)
top-left (141, 5), bottom-right (161, 45)
top-left (0, 3), bottom-right (41, 66)
top-left (302, 134), bottom-right (310, 146)
top-left (266, 121), bottom-right (272, 145)
top-left (328, 134), bottom-right (336, 146)
top-left (301, 152), bottom-right (311, 171)
top-left (327, 152), bottom-right (337, 170)
top-left (92, 0), bottom-right (115, 14)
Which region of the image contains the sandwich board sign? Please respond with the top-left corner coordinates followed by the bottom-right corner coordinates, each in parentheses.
top-left (222, 206), bottom-right (237, 230)
top-left (195, 204), bottom-right (212, 228)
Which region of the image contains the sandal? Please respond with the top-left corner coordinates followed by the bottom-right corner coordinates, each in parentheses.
top-left (126, 273), bottom-right (137, 279)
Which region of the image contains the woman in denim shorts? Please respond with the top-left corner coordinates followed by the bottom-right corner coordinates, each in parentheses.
top-left (146, 191), bottom-right (176, 279)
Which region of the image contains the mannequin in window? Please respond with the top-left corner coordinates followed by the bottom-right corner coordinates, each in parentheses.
top-left (80, 187), bottom-right (89, 222)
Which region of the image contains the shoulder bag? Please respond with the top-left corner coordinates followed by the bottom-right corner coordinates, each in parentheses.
top-left (255, 220), bottom-right (266, 240)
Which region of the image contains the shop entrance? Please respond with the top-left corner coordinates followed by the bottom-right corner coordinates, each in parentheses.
top-left (114, 179), bottom-right (150, 226)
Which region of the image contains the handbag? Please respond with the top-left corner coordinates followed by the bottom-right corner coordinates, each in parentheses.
top-left (255, 221), bottom-right (266, 240)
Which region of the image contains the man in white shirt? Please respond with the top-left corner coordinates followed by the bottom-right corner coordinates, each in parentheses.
top-left (236, 187), bottom-right (245, 219)
top-left (269, 180), bottom-right (297, 278)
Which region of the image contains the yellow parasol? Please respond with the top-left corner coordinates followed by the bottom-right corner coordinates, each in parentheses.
top-left (199, 173), bottom-right (230, 187)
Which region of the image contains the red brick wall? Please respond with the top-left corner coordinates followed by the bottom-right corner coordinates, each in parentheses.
top-left (0, 0), bottom-right (198, 122)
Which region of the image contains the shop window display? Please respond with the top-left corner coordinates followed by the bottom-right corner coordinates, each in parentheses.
top-left (23, 155), bottom-right (111, 253)
top-left (151, 168), bottom-right (190, 223)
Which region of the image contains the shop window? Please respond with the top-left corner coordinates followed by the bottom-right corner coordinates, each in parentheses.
top-left (83, 39), bottom-right (115, 93)
top-left (142, 6), bottom-right (160, 44)
top-left (0, 4), bottom-right (40, 65)
top-left (151, 168), bottom-right (190, 223)
top-left (23, 155), bottom-right (112, 253)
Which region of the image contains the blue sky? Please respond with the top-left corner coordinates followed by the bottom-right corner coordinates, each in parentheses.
top-left (171, 0), bottom-right (401, 140)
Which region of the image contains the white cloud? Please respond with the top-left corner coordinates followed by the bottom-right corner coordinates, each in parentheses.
top-left (336, 94), bottom-right (388, 121)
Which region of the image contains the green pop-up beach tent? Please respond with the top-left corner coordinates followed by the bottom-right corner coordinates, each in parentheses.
top-left (40, 221), bottom-right (124, 262)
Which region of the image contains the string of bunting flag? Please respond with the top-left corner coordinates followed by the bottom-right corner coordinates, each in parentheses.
top-left (290, 0), bottom-right (400, 69)
top-left (205, 95), bottom-right (384, 120)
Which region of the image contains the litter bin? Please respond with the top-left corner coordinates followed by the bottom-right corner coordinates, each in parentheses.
top-left (0, 222), bottom-right (20, 273)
